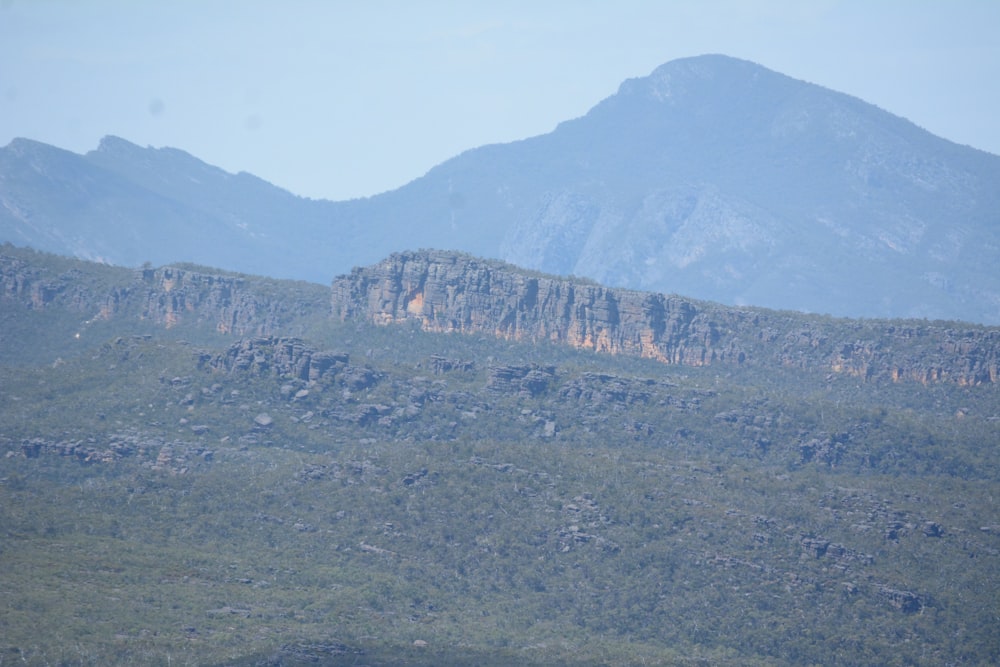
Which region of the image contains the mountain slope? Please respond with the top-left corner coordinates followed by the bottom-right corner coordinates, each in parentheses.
top-left (2, 55), bottom-right (999, 323)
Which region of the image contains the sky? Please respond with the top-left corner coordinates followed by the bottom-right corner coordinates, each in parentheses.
top-left (2, 0), bottom-right (999, 201)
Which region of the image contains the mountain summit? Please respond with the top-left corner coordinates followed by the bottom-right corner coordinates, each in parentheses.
top-left (2, 55), bottom-right (999, 323)
top-left (481, 54), bottom-right (1000, 321)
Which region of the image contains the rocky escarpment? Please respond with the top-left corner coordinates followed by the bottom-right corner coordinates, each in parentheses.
top-left (134, 266), bottom-right (287, 334)
top-left (331, 250), bottom-right (1000, 385)
top-left (331, 250), bottom-right (748, 366)
top-left (5, 246), bottom-right (998, 385)
top-left (0, 248), bottom-right (328, 337)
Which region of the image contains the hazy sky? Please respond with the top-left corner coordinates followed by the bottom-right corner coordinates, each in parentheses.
top-left (3, 1), bottom-right (998, 200)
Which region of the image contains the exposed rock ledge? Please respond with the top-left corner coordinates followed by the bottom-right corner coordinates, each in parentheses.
top-left (0, 250), bottom-right (327, 338)
top-left (331, 250), bottom-right (999, 385)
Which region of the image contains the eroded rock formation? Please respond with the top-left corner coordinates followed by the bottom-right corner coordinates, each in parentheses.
top-left (331, 250), bottom-right (747, 366)
top-left (201, 337), bottom-right (350, 383)
top-left (331, 250), bottom-right (1000, 385)
top-left (1, 249), bottom-right (327, 337)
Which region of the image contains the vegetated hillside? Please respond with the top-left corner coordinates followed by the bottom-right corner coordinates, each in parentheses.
top-left (3, 54), bottom-right (999, 323)
top-left (1, 248), bottom-right (998, 665)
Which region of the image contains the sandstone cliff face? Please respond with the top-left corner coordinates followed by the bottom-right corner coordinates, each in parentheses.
top-left (137, 266), bottom-right (283, 335)
top-left (1, 250), bottom-right (326, 338)
top-left (331, 250), bottom-right (1000, 385)
top-left (331, 250), bottom-right (749, 367)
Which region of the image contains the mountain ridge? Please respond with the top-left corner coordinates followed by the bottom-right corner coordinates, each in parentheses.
top-left (2, 54), bottom-right (999, 323)
top-left (330, 249), bottom-right (1000, 386)
top-left (4, 244), bottom-right (997, 386)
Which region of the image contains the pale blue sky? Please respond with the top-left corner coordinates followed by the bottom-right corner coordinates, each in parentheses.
top-left (3, 1), bottom-right (998, 200)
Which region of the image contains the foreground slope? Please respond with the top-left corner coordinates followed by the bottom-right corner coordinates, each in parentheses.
top-left (3, 55), bottom-right (999, 323)
top-left (1, 247), bottom-right (999, 665)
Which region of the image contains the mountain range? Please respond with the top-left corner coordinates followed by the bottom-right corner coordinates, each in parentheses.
top-left (2, 53), bottom-right (999, 325)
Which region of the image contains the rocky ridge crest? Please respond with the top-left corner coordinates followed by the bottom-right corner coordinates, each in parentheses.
top-left (331, 250), bottom-right (999, 385)
top-left (4, 246), bottom-right (997, 386)
top-left (1, 248), bottom-right (327, 338)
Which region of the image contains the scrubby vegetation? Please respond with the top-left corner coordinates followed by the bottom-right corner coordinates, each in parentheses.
top-left (1, 250), bottom-right (998, 665)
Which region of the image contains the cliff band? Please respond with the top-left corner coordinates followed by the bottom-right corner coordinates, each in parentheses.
top-left (330, 250), bottom-right (1000, 385)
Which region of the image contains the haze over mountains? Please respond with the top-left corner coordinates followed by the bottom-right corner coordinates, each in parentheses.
top-left (2, 54), bottom-right (998, 324)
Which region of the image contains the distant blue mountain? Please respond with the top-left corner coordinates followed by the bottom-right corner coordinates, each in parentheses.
top-left (2, 55), bottom-right (998, 323)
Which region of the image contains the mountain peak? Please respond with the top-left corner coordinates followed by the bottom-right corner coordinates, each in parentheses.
top-left (645, 53), bottom-right (767, 82)
top-left (2, 137), bottom-right (80, 160)
top-left (86, 135), bottom-right (233, 185)
top-left (94, 135), bottom-right (142, 154)
top-left (612, 54), bottom-right (794, 108)
top-left (89, 135), bottom-right (200, 166)
top-left (4, 137), bottom-right (46, 151)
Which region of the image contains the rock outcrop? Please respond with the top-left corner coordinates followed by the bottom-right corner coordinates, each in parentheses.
top-left (331, 250), bottom-right (748, 366)
top-left (137, 266), bottom-right (281, 334)
top-left (1, 248), bottom-right (328, 337)
top-left (201, 337), bottom-right (350, 383)
top-left (331, 250), bottom-right (1000, 385)
top-left (486, 364), bottom-right (556, 397)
